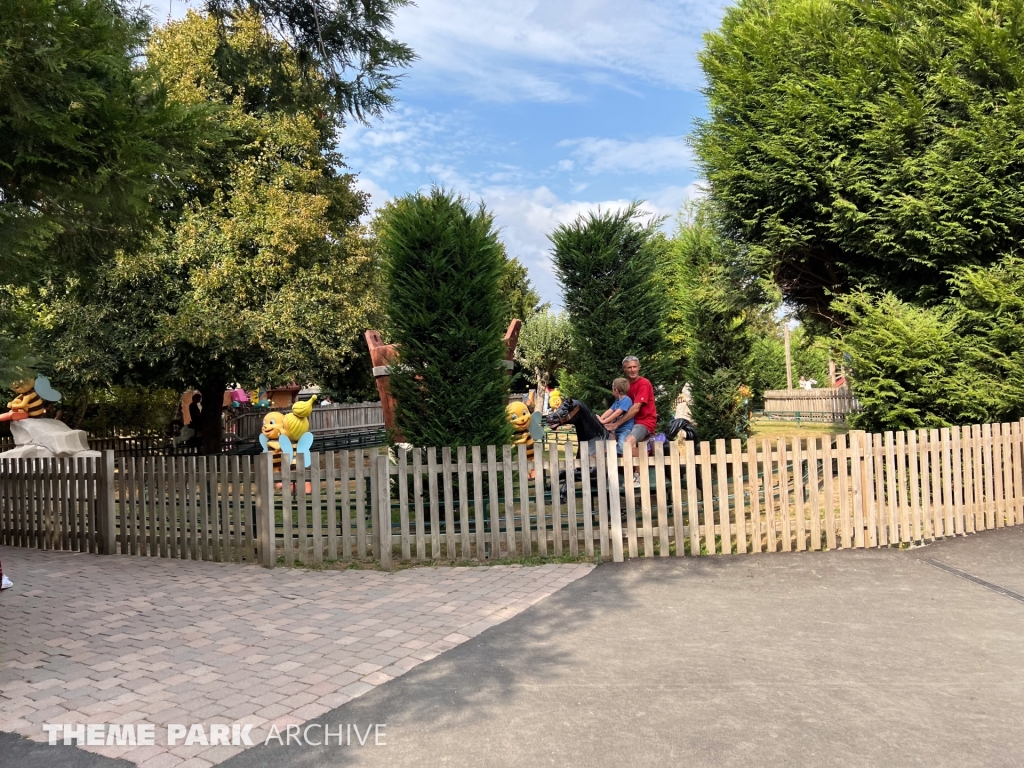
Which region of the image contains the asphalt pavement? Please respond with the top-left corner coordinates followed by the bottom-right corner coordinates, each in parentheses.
top-left (8, 527), bottom-right (1024, 767)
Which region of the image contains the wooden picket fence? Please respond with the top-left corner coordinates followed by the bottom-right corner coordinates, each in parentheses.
top-left (0, 456), bottom-right (108, 553)
top-left (369, 420), bottom-right (1024, 563)
top-left (3, 419), bottom-right (1023, 567)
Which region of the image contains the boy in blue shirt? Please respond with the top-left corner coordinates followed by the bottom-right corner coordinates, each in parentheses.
top-left (599, 378), bottom-right (635, 455)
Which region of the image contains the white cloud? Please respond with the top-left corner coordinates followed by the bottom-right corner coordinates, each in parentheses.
top-left (560, 135), bottom-right (693, 175)
top-left (479, 182), bottom-right (706, 308)
top-left (393, 0), bottom-right (732, 100)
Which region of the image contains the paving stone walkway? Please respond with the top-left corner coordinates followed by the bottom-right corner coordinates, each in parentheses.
top-left (0, 546), bottom-right (592, 767)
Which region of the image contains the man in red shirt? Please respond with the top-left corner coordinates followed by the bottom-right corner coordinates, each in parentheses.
top-left (609, 355), bottom-right (657, 459)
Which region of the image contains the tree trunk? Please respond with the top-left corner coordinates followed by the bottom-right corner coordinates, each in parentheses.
top-left (198, 378), bottom-right (226, 455)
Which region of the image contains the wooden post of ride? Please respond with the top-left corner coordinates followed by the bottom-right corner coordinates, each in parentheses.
top-left (784, 325), bottom-right (794, 391)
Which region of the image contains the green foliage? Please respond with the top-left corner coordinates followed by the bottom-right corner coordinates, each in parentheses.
top-left (63, 386), bottom-right (180, 436)
top-left (379, 188), bottom-right (511, 447)
top-left (695, 0), bottom-right (1024, 323)
top-left (204, 0), bottom-right (414, 121)
top-left (670, 205), bottom-right (754, 442)
top-left (29, 11), bottom-right (384, 451)
top-left (516, 310), bottom-right (573, 390)
top-left (0, 0), bottom-right (204, 285)
top-left (551, 203), bottom-right (682, 422)
top-left (948, 256), bottom-right (1024, 418)
top-left (835, 292), bottom-right (968, 431)
top-left (498, 254), bottom-right (544, 329)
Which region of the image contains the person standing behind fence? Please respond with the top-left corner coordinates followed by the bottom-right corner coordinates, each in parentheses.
top-left (598, 378), bottom-right (634, 455)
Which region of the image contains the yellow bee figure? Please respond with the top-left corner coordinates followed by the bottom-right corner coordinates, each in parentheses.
top-left (0, 377), bottom-right (61, 422)
top-left (260, 396), bottom-right (316, 469)
top-left (506, 401), bottom-right (535, 463)
top-left (548, 388), bottom-right (562, 411)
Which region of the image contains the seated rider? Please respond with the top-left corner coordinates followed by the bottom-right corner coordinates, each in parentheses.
top-left (598, 378), bottom-right (634, 455)
top-left (608, 356), bottom-right (657, 480)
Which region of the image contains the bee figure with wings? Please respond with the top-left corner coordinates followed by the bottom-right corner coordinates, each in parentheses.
top-left (259, 395), bottom-right (316, 470)
top-left (0, 376), bottom-right (62, 422)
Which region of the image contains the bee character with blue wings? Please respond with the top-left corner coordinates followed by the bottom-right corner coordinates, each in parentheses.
top-left (0, 376), bottom-right (62, 422)
top-left (259, 396), bottom-right (316, 469)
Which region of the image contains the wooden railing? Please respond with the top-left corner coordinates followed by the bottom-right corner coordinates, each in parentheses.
top-left (763, 387), bottom-right (859, 419)
top-left (4, 419), bottom-right (1023, 568)
top-left (226, 402), bottom-right (384, 440)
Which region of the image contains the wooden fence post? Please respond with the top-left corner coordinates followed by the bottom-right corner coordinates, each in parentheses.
top-left (374, 451), bottom-right (393, 571)
top-left (256, 451), bottom-right (276, 568)
top-left (96, 450), bottom-right (117, 555)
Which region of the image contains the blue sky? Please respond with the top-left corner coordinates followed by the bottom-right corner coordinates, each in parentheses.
top-left (167, 0), bottom-right (734, 307)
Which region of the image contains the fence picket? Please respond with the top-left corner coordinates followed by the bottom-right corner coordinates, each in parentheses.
top-left (487, 445), bottom-right (501, 559)
top-left (639, 447), bottom-right (654, 557)
top-left (655, 443), bottom-right (670, 557)
top-left (311, 459), bottom-right (323, 564)
top-left (950, 427), bottom-right (966, 536)
top-left (777, 438), bottom-right (792, 553)
top-left (605, 441), bottom-right (624, 562)
top-left (550, 442), bottom-right (563, 557)
top-left (581, 446), bottom-right (595, 558)
top-left (793, 438), bottom-right (807, 552)
top-left (566, 446), bottom-right (579, 557)
top-left (994, 424), bottom-right (1007, 528)
top-left (596, 442), bottom-right (612, 560)
top-left (884, 432), bottom-right (899, 544)
top-left (871, 434), bottom-right (886, 547)
top-left (822, 437), bottom-right (837, 551)
top-left (502, 445), bottom-right (516, 557)
top-left (472, 446), bottom-right (485, 561)
top-left (1013, 423), bottom-right (1024, 526)
top-left (907, 432), bottom-right (922, 543)
top-left (623, 450), bottom-right (638, 558)
top-left (684, 441), bottom-right (700, 556)
top-left (745, 441), bottom-right (761, 553)
top-left (425, 448), bottom-right (439, 559)
top-left (442, 447), bottom-right (456, 559)
top-left (807, 437), bottom-right (821, 551)
top-left (762, 440), bottom-right (777, 553)
top-left (940, 428), bottom-right (955, 538)
top-left (729, 439), bottom-right (746, 554)
top-left (517, 445), bottom-right (532, 556)
top-left (457, 446), bottom-right (471, 558)
top-left (716, 440), bottom-right (732, 555)
top-left (535, 445), bottom-right (548, 557)
top-left (699, 442), bottom-right (714, 554)
top-left (669, 443), bottom-right (684, 556)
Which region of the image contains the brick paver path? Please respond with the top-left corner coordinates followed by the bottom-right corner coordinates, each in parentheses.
top-left (0, 546), bottom-right (592, 767)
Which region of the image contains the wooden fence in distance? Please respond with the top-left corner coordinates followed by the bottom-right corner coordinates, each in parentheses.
top-left (763, 387), bottom-right (859, 420)
top-left (227, 402), bottom-right (384, 440)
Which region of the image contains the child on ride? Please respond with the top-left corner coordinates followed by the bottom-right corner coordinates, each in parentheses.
top-left (599, 378), bottom-right (635, 455)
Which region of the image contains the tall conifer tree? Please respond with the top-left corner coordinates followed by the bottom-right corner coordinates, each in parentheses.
top-left (380, 189), bottom-right (511, 447)
top-left (551, 203), bottom-right (682, 423)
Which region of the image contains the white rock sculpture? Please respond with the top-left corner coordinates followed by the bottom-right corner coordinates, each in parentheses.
top-left (0, 418), bottom-right (96, 460)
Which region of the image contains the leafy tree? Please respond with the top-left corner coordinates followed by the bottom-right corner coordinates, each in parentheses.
top-left (32, 11), bottom-right (384, 452)
top-left (499, 254), bottom-right (544, 328)
top-left (551, 203), bottom-right (682, 423)
top-left (695, 0), bottom-right (1024, 324)
top-left (836, 254), bottom-right (1024, 431)
top-left (949, 256), bottom-right (1024, 419)
top-left (516, 310), bottom-right (573, 393)
top-left (670, 205), bottom-right (755, 441)
top-left (204, 0), bottom-right (414, 120)
top-left (0, 0), bottom-right (204, 286)
top-left (379, 188), bottom-right (511, 447)
top-left (834, 292), bottom-right (969, 431)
